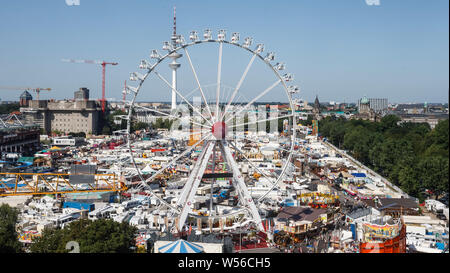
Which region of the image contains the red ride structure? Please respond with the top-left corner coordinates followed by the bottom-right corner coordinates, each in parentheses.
top-left (359, 220), bottom-right (407, 253)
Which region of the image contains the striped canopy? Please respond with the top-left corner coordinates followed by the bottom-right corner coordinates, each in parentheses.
top-left (158, 239), bottom-right (204, 253)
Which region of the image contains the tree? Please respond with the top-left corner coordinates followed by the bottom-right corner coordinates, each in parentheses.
top-left (102, 126), bottom-right (111, 135)
top-left (51, 130), bottom-right (63, 136)
top-left (69, 132), bottom-right (86, 138)
top-left (29, 228), bottom-right (65, 253)
top-left (299, 115), bottom-right (313, 126)
top-left (30, 219), bottom-right (138, 253)
top-left (318, 115), bottom-right (449, 199)
top-left (398, 165), bottom-right (422, 199)
top-left (417, 156), bottom-right (449, 199)
top-left (131, 121), bottom-right (149, 132)
top-left (152, 118), bottom-right (173, 129)
top-left (101, 109), bottom-right (128, 135)
top-left (0, 204), bottom-right (22, 253)
top-left (0, 103), bottom-right (20, 115)
top-left (379, 114), bottom-right (401, 132)
top-left (423, 119), bottom-right (449, 158)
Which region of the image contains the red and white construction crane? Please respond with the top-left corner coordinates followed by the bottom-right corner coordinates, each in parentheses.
top-left (61, 59), bottom-right (118, 113)
top-left (0, 86), bottom-right (52, 101)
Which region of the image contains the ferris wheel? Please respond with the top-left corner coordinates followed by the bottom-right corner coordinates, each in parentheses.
top-left (123, 29), bottom-right (299, 233)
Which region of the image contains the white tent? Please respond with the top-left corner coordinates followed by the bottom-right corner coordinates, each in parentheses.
top-left (141, 164), bottom-right (156, 174)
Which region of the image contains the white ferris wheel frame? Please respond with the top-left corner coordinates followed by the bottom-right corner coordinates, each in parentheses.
top-left (123, 30), bottom-right (299, 232)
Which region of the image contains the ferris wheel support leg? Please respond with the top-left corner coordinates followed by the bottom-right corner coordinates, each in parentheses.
top-left (177, 142), bottom-right (210, 208)
top-left (176, 141), bottom-right (216, 232)
top-left (220, 140), bottom-right (265, 232)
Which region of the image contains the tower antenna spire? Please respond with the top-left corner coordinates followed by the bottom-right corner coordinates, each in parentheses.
top-left (169, 5), bottom-right (182, 110)
top-left (173, 6), bottom-right (176, 36)
top-left (171, 5), bottom-right (177, 44)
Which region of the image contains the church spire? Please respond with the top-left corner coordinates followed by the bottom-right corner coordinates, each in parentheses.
top-left (314, 95), bottom-right (320, 108)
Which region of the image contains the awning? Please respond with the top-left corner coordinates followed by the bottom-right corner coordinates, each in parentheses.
top-left (351, 173), bottom-right (366, 178)
top-left (18, 157), bottom-right (34, 163)
top-left (158, 239), bottom-right (204, 253)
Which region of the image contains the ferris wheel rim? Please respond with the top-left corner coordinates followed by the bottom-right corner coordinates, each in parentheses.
top-left (124, 32), bottom-right (298, 217)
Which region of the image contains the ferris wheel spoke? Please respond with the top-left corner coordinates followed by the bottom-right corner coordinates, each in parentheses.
top-left (222, 93), bottom-right (248, 122)
top-left (138, 133), bottom-right (212, 186)
top-left (221, 53), bottom-right (257, 121)
top-left (153, 70), bottom-right (213, 126)
top-left (225, 79), bottom-right (282, 124)
top-left (228, 141), bottom-right (278, 180)
top-left (183, 48), bottom-right (214, 122)
top-left (231, 134), bottom-right (292, 153)
top-left (215, 42), bottom-right (223, 121)
top-left (256, 143), bottom-right (295, 203)
top-left (229, 114), bottom-right (294, 129)
top-left (133, 104), bottom-right (211, 130)
top-left (127, 145), bottom-right (181, 213)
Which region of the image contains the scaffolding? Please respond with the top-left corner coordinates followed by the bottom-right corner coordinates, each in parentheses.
top-left (0, 172), bottom-right (126, 197)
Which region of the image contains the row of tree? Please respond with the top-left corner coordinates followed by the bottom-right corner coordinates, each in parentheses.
top-left (318, 115), bottom-right (448, 201)
top-left (0, 204), bottom-right (138, 253)
top-left (30, 218), bottom-right (138, 253)
top-left (0, 103), bottom-right (20, 115)
top-left (101, 109), bottom-right (149, 135)
top-left (0, 204), bottom-right (22, 253)
top-left (101, 110), bottom-right (298, 135)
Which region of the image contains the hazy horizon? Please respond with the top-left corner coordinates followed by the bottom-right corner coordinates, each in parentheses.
top-left (0, 0), bottom-right (448, 104)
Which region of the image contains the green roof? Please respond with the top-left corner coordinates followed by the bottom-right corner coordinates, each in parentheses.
top-left (361, 97), bottom-right (369, 104)
top-left (18, 157), bottom-right (34, 163)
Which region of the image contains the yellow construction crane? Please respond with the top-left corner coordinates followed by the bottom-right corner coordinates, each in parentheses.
top-left (0, 173), bottom-right (127, 197)
top-left (0, 86), bottom-right (52, 101)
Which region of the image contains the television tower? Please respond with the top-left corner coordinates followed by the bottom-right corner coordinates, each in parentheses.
top-left (169, 6), bottom-right (182, 110)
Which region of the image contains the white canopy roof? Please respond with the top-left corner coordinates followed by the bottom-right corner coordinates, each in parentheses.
top-left (141, 164), bottom-right (156, 174)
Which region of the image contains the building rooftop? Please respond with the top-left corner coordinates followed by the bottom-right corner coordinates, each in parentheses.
top-left (276, 206), bottom-right (327, 222)
top-left (20, 90), bottom-right (33, 100)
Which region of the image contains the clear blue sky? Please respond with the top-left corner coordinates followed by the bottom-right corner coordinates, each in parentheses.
top-left (0, 0), bottom-right (448, 104)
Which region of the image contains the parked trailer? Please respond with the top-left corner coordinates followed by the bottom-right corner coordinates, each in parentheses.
top-left (88, 205), bottom-right (115, 220)
top-left (63, 201), bottom-right (95, 212)
top-left (53, 213), bottom-right (80, 228)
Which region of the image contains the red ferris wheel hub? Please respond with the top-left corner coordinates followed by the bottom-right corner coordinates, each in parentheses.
top-left (211, 121), bottom-right (228, 139)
